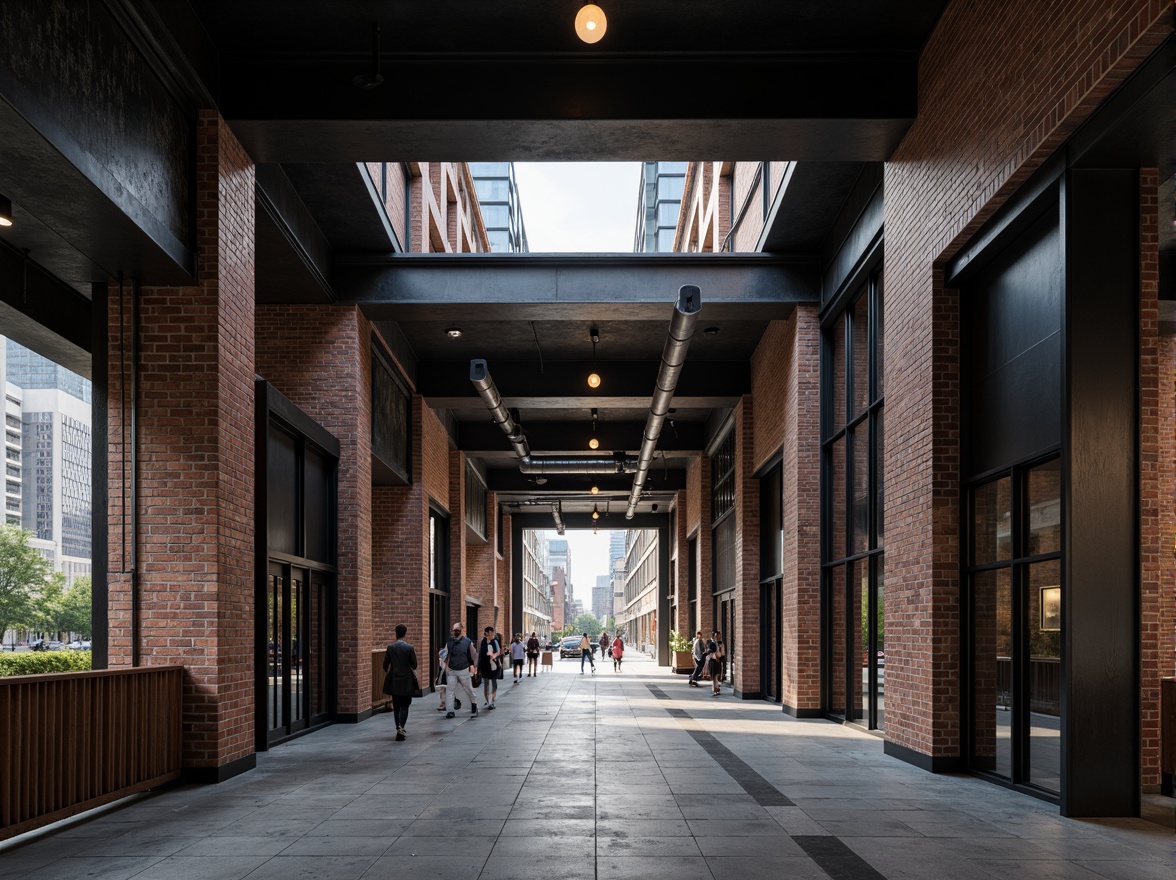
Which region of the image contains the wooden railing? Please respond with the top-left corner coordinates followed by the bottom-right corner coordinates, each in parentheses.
top-left (0, 665), bottom-right (183, 840)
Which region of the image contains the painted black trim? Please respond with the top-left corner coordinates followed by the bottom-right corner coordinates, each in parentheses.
top-left (181, 753), bottom-right (257, 785)
top-left (884, 740), bottom-right (963, 773)
top-left (90, 282), bottom-right (109, 671)
top-left (335, 708), bottom-right (374, 724)
top-left (781, 703), bottom-right (824, 718)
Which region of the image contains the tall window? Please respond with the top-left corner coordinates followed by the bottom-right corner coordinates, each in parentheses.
top-left (967, 457), bottom-right (1061, 794)
top-left (822, 271), bottom-right (885, 728)
top-left (711, 427), bottom-right (737, 681)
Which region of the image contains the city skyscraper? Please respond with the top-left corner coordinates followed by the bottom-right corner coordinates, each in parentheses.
top-left (468, 162), bottom-right (529, 253)
top-left (633, 162), bottom-right (688, 252)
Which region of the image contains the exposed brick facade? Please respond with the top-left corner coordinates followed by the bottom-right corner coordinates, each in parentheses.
top-left (106, 111), bottom-right (256, 770)
top-left (686, 455), bottom-right (714, 639)
top-left (732, 397), bottom-right (759, 696)
top-left (883, 0), bottom-right (1171, 763)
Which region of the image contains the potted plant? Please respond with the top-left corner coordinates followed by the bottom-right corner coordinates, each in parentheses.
top-left (669, 630), bottom-right (695, 674)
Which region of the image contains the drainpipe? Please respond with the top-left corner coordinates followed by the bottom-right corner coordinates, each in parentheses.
top-left (626, 285), bottom-right (701, 518)
top-left (470, 360), bottom-right (636, 474)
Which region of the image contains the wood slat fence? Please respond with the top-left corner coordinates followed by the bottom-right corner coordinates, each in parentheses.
top-left (0, 666), bottom-right (184, 841)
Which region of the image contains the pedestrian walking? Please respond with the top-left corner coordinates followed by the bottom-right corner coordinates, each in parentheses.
top-left (477, 626), bottom-right (503, 709)
top-left (381, 624), bottom-right (419, 741)
top-left (688, 630), bottom-right (707, 687)
top-left (579, 633), bottom-right (596, 673)
top-left (444, 622), bottom-right (478, 718)
top-left (525, 632), bottom-right (541, 676)
top-left (709, 631), bottom-right (725, 695)
top-left (509, 633), bottom-right (526, 683)
top-left (599, 631), bottom-right (611, 659)
top-left (611, 635), bottom-right (624, 672)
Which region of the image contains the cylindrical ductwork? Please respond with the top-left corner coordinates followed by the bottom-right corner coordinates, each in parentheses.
top-left (471, 359), bottom-right (638, 475)
top-left (551, 502), bottom-right (565, 535)
top-left (626, 285), bottom-right (701, 518)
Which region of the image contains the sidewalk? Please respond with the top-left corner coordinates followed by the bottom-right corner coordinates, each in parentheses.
top-left (1, 654), bottom-right (1171, 879)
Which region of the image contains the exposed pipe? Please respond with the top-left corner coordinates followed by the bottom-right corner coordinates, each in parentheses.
top-left (626, 285), bottom-right (701, 518)
top-left (470, 359), bottom-right (637, 474)
top-left (551, 502), bottom-right (565, 535)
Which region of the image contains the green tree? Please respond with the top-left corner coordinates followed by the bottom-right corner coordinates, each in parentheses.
top-left (30, 571), bottom-right (67, 637)
top-left (0, 525), bottom-right (52, 645)
top-left (58, 575), bottom-right (92, 637)
top-left (573, 612), bottom-right (602, 637)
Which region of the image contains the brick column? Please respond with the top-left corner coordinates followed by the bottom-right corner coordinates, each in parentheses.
top-left (687, 455), bottom-right (714, 638)
top-left (1139, 168), bottom-right (1175, 789)
top-left (672, 489), bottom-right (690, 638)
top-left (733, 396), bottom-right (760, 696)
top-left (107, 111), bottom-right (256, 777)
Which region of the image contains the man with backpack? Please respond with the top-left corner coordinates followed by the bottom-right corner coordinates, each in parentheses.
top-left (688, 630), bottom-right (707, 687)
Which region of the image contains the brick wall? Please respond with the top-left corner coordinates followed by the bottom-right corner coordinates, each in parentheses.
top-left (883, 0), bottom-right (1171, 761)
top-left (733, 397), bottom-right (760, 695)
top-left (254, 304), bottom-right (373, 716)
top-left (1138, 168), bottom-right (1175, 788)
top-left (107, 111), bottom-right (256, 770)
top-left (686, 455), bottom-right (714, 637)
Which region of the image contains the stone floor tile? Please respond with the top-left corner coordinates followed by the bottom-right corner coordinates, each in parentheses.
top-left (123, 855), bottom-right (270, 880)
top-left (11, 854), bottom-right (165, 880)
top-left (233, 854), bottom-right (380, 880)
top-left (969, 858), bottom-right (1110, 879)
top-left (595, 855), bottom-right (715, 880)
top-left (597, 836), bottom-right (701, 857)
top-left (175, 836), bottom-right (294, 857)
top-left (702, 855), bottom-right (830, 880)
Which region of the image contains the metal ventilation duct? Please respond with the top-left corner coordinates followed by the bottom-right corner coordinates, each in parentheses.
top-left (626, 285), bottom-right (701, 518)
top-left (470, 359), bottom-right (637, 475)
top-left (551, 502), bottom-right (565, 535)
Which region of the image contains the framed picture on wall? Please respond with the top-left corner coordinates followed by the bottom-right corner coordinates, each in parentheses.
top-left (1039, 586), bottom-right (1061, 632)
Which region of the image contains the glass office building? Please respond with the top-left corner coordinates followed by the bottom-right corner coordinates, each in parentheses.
top-left (633, 162), bottom-right (688, 252)
top-left (468, 163), bottom-right (529, 253)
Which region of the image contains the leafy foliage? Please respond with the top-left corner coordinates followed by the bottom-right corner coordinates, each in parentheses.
top-left (668, 629), bottom-right (694, 653)
top-left (0, 650), bottom-right (92, 677)
top-left (573, 612), bottom-right (602, 637)
top-left (0, 525), bottom-right (53, 639)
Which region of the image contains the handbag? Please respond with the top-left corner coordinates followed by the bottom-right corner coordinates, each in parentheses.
top-left (471, 671), bottom-right (482, 688)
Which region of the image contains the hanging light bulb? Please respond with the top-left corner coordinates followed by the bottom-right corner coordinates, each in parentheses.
top-left (590, 485), bottom-right (600, 495)
top-left (587, 328), bottom-right (601, 388)
top-left (592, 503), bottom-right (600, 520)
top-left (575, 5), bottom-right (607, 44)
top-left (588, 407), bottom-right (600, 450)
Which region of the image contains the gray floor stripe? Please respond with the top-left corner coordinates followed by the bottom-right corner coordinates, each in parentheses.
top-left (647, 684), bottom-right (794, 806)
top-left (792, 835), bottom-right (888, 880)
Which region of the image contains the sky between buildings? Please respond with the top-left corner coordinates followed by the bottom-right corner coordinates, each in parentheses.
top-left (513, 163), bottom-right (642, 252)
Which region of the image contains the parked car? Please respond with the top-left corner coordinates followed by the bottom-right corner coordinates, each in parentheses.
top-left (559, 636), bottom-right (597, 658)
top-left (66, 640), bottom-right (92, 651)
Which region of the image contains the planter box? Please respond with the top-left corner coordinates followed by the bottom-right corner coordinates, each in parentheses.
top-left (672, 651), bottom-right (695, 674)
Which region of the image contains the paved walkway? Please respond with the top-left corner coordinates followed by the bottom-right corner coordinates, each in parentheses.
top-left (2, 655), bottom-right (1173, 880)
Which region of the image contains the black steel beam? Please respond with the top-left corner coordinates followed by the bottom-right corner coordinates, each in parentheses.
top-left (219, 54), bottom-right (917, 163)
top-left (419, 360), bottom-right (749, 410)
top-left (333, 253), bottom-right (817, 321)
top-left (487, 470), bottom-right (685, 493)
top-left (0, 240), bottom-right (92, 375)
top-left (459, 420), bottom-right (705, 454)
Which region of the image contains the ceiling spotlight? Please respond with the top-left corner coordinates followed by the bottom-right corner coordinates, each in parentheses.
top-left (590, 485), bottom-right (600, 495)
top-left (587, 327), bottom-right (601, 388)
top-left (575, 4), bottom-right (607, 44)
top-left (446, 327), bottom-right (463, 338)
top-left (588, 437), bottom-right (600, 450)
top-left (0, 195), bottom-right (12, 228)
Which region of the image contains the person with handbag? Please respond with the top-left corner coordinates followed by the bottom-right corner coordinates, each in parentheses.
top-left (477, 626), bottom-right (503, 709)
top-left (610, 635), bottom-right (624, 672)
top-left (708, 631), bottom-right (725, 696)
top-left (444, 622), bottom-right (479, 718)
top-left (525, 632), bottom-right (541, 677)
top-left (382, 624), bottom-right (419, 741)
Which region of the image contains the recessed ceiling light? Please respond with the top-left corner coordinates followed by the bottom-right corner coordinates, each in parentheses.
top-left (446, 327), bottom-right (463, 338)
top-left (703, 326), bottom-right (720, 336)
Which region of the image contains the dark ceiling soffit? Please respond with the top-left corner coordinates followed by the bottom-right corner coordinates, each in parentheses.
top-left (509, 511), bottom-right (670, 530)
top-left (217, 54), bottom-right (916, 162)
top-left (0, 90), bottom-right (195, 286)
top-left (281, 163), bottom-right (400, 253)
top-left (332, 254), bottom-right (817, 321)
top-left (757, 162), bottom-right (867, 254)
top-left (458, 420), bottom-right (706, 454)
top-left (488, 471), bottom-right (684, 493)
top-left (821, 181), bottom-right (884, 308)
top-left (0, 241), bottom-right (92, 376)
top-left (418, 360), bottom-right (749, 409)
top-left (254, 165), bottom-right (334, 301)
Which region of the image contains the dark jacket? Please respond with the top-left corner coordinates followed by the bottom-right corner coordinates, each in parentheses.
top-left (478, 637), bottom-right (504, 679)
top-left (382, 640), bottom-right (419, 696)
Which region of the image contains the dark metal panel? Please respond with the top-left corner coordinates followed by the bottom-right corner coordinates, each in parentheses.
top-left (0, 241), bottom-right (92, 375)
top-left (305, 448), bottom-right (332, 565)
top-left (962, 209), bottom-right (1063, 478)
top-left (821, 172), bottom-right (885, 307)
top-left (254, 164), bottom-right (334, 304)
top-left (759, 163), bottom-right (869, 256)
top-left (267, 426), bottom-right (299, 557)
top-left (1061, 169), bottom-right (1139, 818)
top-left (0, 0), bottom-right (194, 274)
top-left (263, 383), bottom-right (341, 457)
top-left (282, 163), bottom-right (398, 254)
